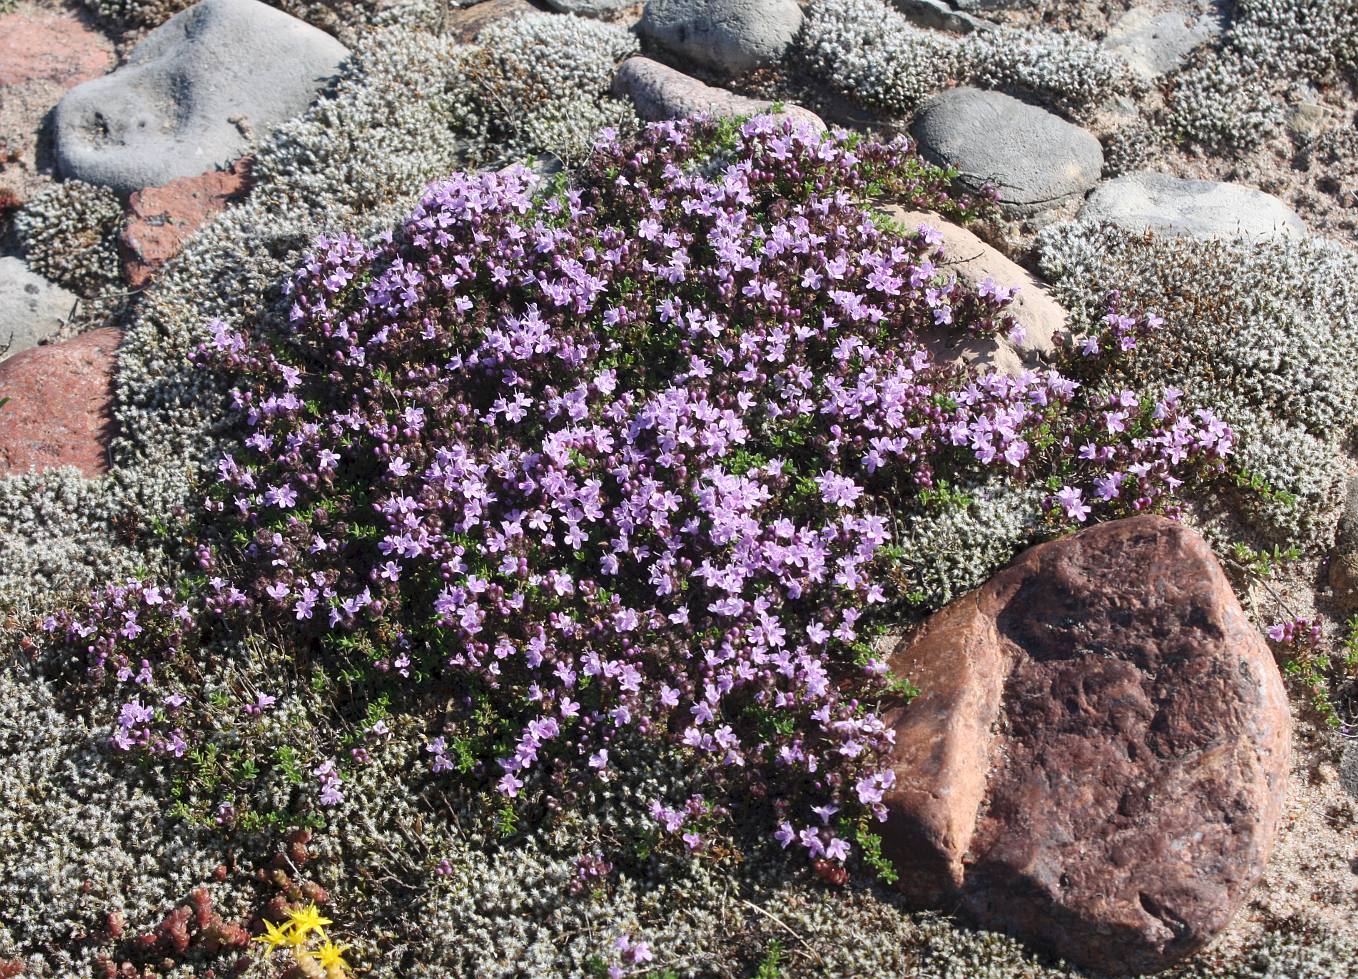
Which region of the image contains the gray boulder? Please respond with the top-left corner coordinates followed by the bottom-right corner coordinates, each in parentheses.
top-left (911, 87), bottom-right (1104, 216)
top-left (639, 0), bottom-right (802, 78)
top-left (1080, 172), bottom-right (1307, 242)
top-left (612, 57), bottom-right (824, 129)
top-left (1102, 6), bottom-right (1219, 81)
top-left (53, 0), bottom-right (348, 194)
top-left (0, 257), bottom-right (79, 363)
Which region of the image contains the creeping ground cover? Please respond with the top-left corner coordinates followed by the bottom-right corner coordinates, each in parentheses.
top-left (27, 116), bottom-right (1246, 975)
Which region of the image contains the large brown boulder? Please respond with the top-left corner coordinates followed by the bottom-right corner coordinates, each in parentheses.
top-left (881, 515), bottom-right (1291, 975)
top-left (0, 327), bottom-right (120, 478)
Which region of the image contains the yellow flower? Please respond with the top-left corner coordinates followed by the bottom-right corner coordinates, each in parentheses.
top-left (315, 939), bottom-right (353, 974)
top-left (253, 918), bottom-right (300, 955)
top-left (286, 902), bottom-right (334, 939)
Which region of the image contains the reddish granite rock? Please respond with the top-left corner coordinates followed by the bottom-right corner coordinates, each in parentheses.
top-left (120, 159), bottom-right (253, 289)
top-left (0, 8), bottom-right (114, 203)
top-left (0, 8), bottom-right (113, 89)
top-left (0, 327), bottom-right (120, 477)
top-left (881, 515), bottom-right (1291, 975)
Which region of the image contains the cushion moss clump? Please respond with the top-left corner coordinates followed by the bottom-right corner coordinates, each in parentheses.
top-left (13, 179), bottom-right (124, 299)
top-left (1037, 222), bottom-right (1358, 547)
top-left (796, 0), bottom-right (1140, 121)
top-left (1163, 0), bottom-right (1357, 153)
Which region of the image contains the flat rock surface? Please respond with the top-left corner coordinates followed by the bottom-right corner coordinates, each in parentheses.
top-left (881, 515), bottom-right (1291, 975)
top-left (0, 6), bottom-right (115, 205)
top-left (911, 87), bottom-right (1103, 216)
top-left (0, 257), bottom-right (79, 363)
top-left (1102, 6), bottom-right (1219, 81)
top-left (1080, 171), bottom-right (1308, 242)
top-left (886, 207), bottom-right (1066, 374)
top-left (0, 326), bottom-right (120, 477)
top-left (639, 0), bottom-right (803, 78)
top-left (120, 158), bottom-right (253, 289)
top-left (53, 0), bottom-right (348, 194)
top-left (612, 57), bottom-right (823, 129)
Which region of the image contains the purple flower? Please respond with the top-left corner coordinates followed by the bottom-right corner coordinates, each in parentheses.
top-left (1055, 486), bottom-right (1090, 522)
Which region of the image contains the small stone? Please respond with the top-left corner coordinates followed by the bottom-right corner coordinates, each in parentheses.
top-left (0, 257), bottom-right (79, 363)
top-left (444, 0), bottom-right (537, 41)
top-left (884, 207), bottom-right (1067, 375)
top-left (1328, 475), bottom-right (1358, 611)
top-left (1101, 7), bottom-right (1219, 81)
top-left (881, 515), bottom-right (1291, 975)
top-left (1286, 100), bottom-right (1332, 140)
top-left (639, 0), bottom-right (803, 79)
top-left (889, 0), bottom-right (994, 34)
top-left (0, 327), bottom-right (120, 477)
top-left (120, 158), bottom-right (253, 289)
top-left (1341, 740), bottom-right (1358, 801)
top-left (611, 57), bottom-right (823, 129)
top-left (544, 0), bottom-right (634, 16)
top-left (1080, 171), bottom-right (1308, 242)
top-left (53, 0), bottom-right (348, 195)
top-left (911, 87), bottom-right (1104, 216)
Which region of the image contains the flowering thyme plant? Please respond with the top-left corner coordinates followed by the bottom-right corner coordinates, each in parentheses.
top-left (45, 116), bottom-right (1233, 870)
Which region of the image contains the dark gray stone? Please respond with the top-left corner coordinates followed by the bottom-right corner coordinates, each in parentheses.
top-left (638, 0), bottom-right (802, 78)
top-left (890, 0), bottom-right (994, 33)
top-left (53, 0), bottom-right (348, 194)
top-left (911, 87), bottom-right (1104, 216)
top-left (543, 0), bottom-right (634, 14)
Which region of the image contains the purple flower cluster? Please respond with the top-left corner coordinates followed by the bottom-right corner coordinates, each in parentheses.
top-left (1267, 617), bottom-right (1323, 646)
top-left (44, 116), bottom-right (1235, 870)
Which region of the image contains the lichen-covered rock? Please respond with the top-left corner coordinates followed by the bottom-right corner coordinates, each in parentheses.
top-left (53, 0), bottom-right (348, 194)
top-left (0, 257), bottom-right (78, 362)
top-left (639, 0), bottom-right (803, 78)
top-left (911, 87), bottom-right (1104, 216)
top-left (1079, 172), bottom-right (1307, 242)
top-left (0, 326), bottom-right (119, 477)
top-left (611, 56), bottom-right (823, 128)
top-left (1101, 6), bottom-right (1220, 81)
top-left (881, 515), bottom-right (1291, 975)
top-left (120, 158), bottom-right (253, 288)
top-left (884, 206), bottom-right (1067, 374)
